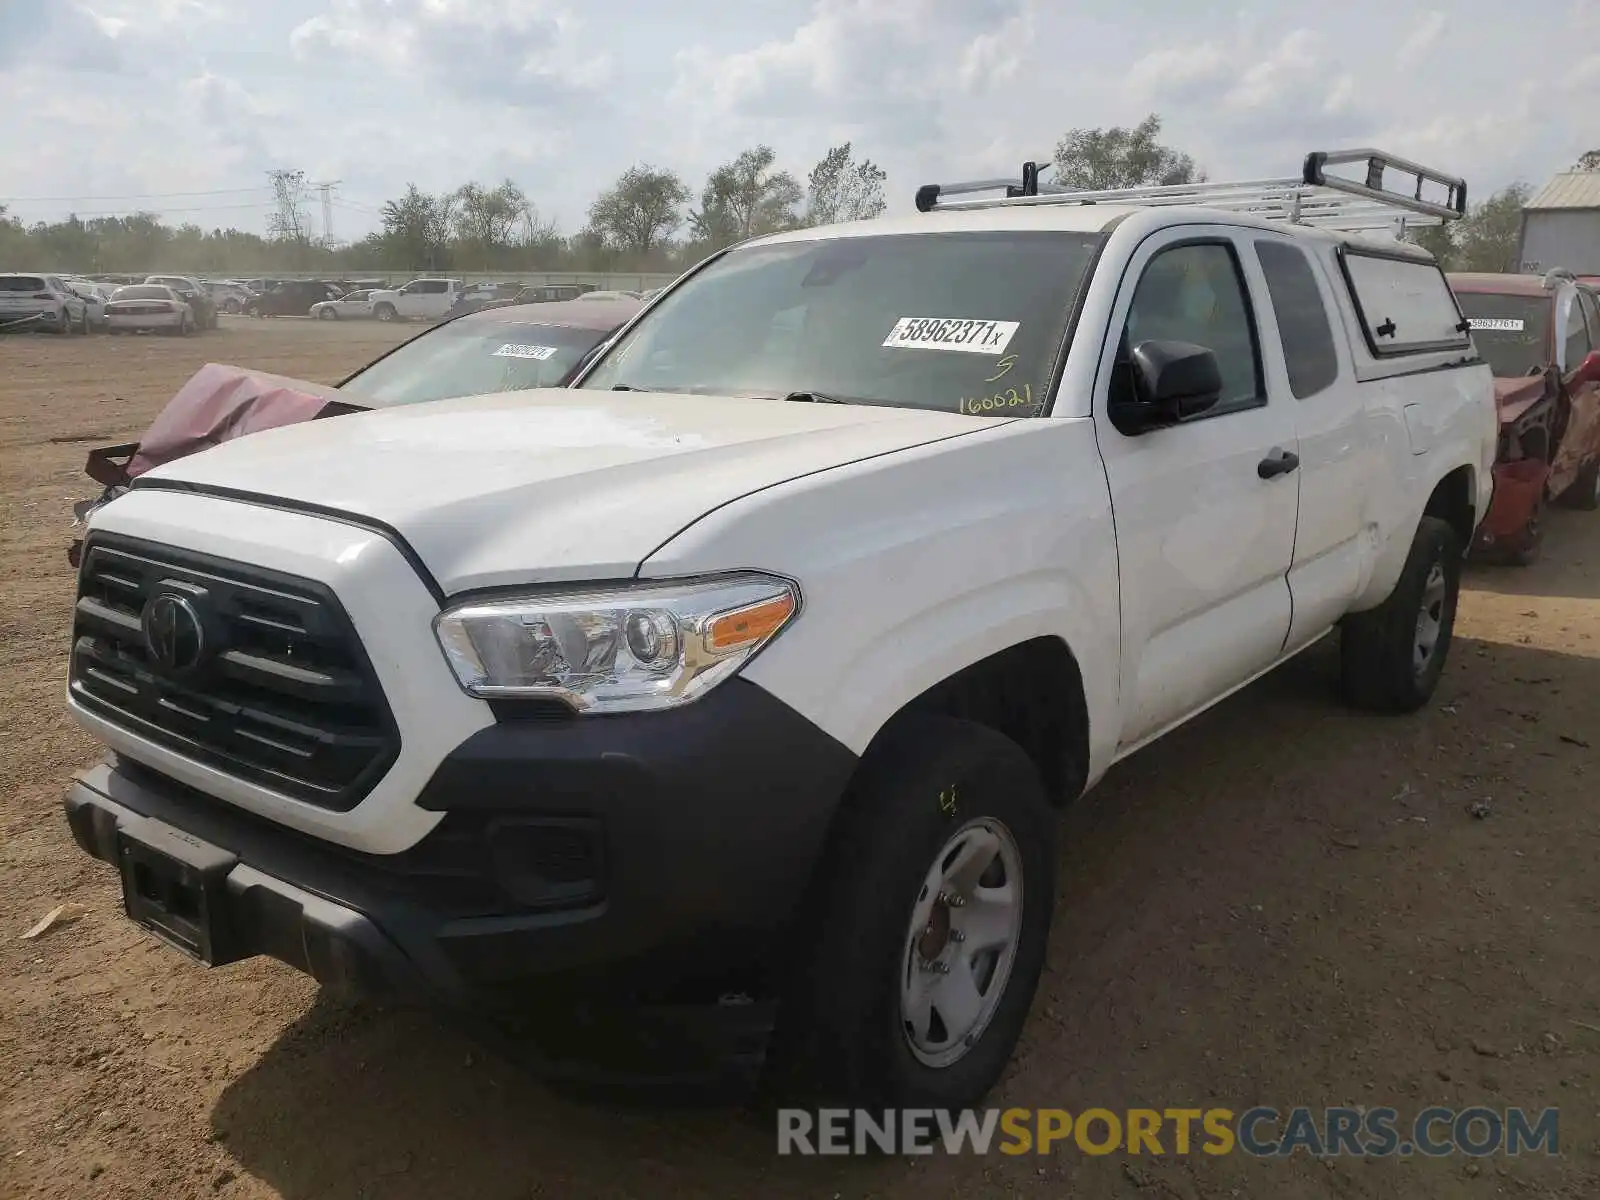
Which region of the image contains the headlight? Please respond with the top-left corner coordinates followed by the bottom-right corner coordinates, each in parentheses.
top-left (432, 573), bottom-right (799, 713)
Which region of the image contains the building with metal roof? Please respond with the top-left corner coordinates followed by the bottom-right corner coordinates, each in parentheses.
top-left (1518, 171), bottom-right (1600, 275)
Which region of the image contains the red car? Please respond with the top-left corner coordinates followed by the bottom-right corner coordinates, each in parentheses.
top-left (1450, 271), bottom-right (1600, 563)
top-left (68, 298), bottom-right (642, 565)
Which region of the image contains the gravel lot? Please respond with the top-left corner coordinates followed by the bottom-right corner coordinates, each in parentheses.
top-left (2, 320), bottom-right (1598, 1199)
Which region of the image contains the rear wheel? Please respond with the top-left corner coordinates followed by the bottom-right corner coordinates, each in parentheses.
top-left (764, 716), bottom-right (1055, 1111)
top-left (1340, 516), bottom-right (1462, 712)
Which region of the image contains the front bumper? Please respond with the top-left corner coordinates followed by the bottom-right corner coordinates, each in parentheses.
top-left (64, 677), bottom-right (857, 1080)
top-left (1471, 458), bottom-right (1548, 554)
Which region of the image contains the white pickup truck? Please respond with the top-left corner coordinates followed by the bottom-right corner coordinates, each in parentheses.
top-left (367, 276), bottom-right (463, 322)
top-left (62, 149), bottom-right (1495, 1110)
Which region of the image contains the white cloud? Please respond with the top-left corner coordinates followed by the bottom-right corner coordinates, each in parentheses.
top-left (289, 0), bottom-right (609, 106)
top-left (3, 0), bottom-right (1596, 237)
top-left (1396, 11), bottom-right (1448, 67)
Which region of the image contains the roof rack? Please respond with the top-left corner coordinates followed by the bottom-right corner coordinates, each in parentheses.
top-left (914, 148), bottom-right (1468, 234)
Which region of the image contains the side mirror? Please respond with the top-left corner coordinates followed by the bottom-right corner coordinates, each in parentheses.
top-left (1111, 340), bottom-right (1224, 433)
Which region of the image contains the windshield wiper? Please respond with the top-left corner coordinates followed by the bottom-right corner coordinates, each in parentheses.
top-left (776, 390), bottom-right (847, 405)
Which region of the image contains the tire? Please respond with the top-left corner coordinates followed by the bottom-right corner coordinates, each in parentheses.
top-left (318, 307), bottom-right (337, 320)
top-left (54, 306), bottom-right (73, 335)
top-left (374, 303), bottom-right (397, 323)
top-left (223, 298), bottom-right (241, 315)
top-left (179, 312), bottom-right (195, 337)
top-left (1558, 459), bottom-right (1600, 512)
top-left (764, 715), bottom-right (1056, 1112)
top-left (1340, 515), bottom-right (1462, 713)
top-left (78, 308), bottom-right (91, 335)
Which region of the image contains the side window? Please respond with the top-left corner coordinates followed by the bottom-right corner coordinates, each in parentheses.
top-left (1254, 240), bottom-right (1339, 399)
top-left (419, 280), bottom-right (448, 295)
top-left (1340, 252), bottom-right (1470, 356)
top-left (1563, 291), bottom-right (1591, 371)
top-left (398, 282), bottom-right (418, 295)
top-left (1577, 290), bottom-right (1600, 353)
top-left (1122, 241), bottom-right (1264, 415)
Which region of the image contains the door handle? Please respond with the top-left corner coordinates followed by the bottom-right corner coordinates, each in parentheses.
top-left (1257, 447), bottom-right (1300, 480)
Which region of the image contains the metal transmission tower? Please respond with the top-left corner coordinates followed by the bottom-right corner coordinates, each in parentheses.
top-left (311, 179), bottom-right (343, 248)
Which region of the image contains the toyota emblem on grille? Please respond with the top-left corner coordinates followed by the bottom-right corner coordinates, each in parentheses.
top-left (142, 593), bottom-right (205, 674)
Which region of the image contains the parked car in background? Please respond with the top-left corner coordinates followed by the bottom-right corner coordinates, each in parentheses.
top-left (366, 277), bottom-right (464, 322)
top-left (1451, 270), bottom-right (1600, 563)
top-left (0, 273), bottom-right (89, 333)
top-left (205, 280), bottom-right (255, 314)
top-left (512, 282), bottom-right (596, 304)
top-left (309, 289), bottom-right (377, 320)
top-left (105, 284), bottom-right (198, 335)
top-left (445, 281), bottom-right (523, 319)
top-left (246, 280), bottom-right (344, 317)
top-left (144, 275), bottom-right (218, 329)
top-left (336, 297), bottom-right (643, 403)
top-left (64, 277), bottom-right (111, 330)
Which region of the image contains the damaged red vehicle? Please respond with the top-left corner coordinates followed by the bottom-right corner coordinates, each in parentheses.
top-left (1450, 271), bottom-right (1600, 564)
top-left (68, 298), bottom-right (642, 565)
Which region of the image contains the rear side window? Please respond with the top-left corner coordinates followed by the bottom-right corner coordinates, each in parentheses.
top-left (1581, 290), bottom-right (1600, 347)
top-left (1563, 291), bottom-right (1592, 369)
top-left (0, 276), bottom-right (46, 292)
top-left (1340, 252), bottom-right (1470, 357)
top-left (1254, 240), bottom-right (1339, 398)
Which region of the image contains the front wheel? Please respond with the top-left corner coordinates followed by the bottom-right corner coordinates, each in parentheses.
top-left (764, 716), bottom-right (1055, 1111)
top-left (54, 307), bottom-right (74, 335)
top-left (222, 298), bottom-right (241, 315)
top-left (374, 303), bottom-right (397, 322)
top-left (318, 307), bottom-right (337, 320)
top-left (1340, 515), bottom-right (1462, 712)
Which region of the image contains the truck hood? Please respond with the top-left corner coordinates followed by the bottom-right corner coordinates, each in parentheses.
top-left (136, 388), bottom-right (989, 593)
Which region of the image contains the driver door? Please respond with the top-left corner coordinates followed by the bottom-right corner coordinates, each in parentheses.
top-left (1551, 287), bottom-right (1600, 498)
top-left (1092, 228), bottom-right (1302, 749)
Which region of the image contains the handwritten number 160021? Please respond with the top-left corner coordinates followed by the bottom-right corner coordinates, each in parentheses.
top-left (960, 383), bottom-right (1035, 415)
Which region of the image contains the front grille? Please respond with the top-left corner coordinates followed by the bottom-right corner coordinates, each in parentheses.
top-left (70, 534), bottom-right (400, 811)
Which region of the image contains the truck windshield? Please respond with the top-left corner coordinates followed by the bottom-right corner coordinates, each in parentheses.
top-left (338, 319), bottom-right (610, 408)
top-left (577, 230), bottom-right (1102, 415)
top-left (1455, 293), bottom-right (1551, 377)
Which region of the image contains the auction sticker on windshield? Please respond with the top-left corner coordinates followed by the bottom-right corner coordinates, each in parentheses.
top-left (883, 317), bottom-right (1020, 355)
top-left (493, 343), bottom-right (559, 360)
top-left (1466, 318), bottom-right (1526, 331)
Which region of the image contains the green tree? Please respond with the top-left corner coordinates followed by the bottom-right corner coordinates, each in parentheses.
top-left (1052, 113), bottom-right (1200, 191)
top-left (1454, 182), bottom-right (1531, 273)
top-left (587, 164), bottom-right (690, 259)
top-left (1576, 150), bottom-right (1600, 171)
top-left (452, 179), bottom-right (531, 270)
top-left (690, 146), bottom-right (802, 249)
top-left (803, 143), bottom-right (887, 226)
top-left (378, 184), bottom-right (455, 270)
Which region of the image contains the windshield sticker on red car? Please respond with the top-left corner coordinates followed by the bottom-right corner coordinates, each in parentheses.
top-left (492, 343), bottom-right (559, 360)
top-left (882, 317), bottom-right (1020, 355)
top-left (1467, 318), bottom-right (1525, 332)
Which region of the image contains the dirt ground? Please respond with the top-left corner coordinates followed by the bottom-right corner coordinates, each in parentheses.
top-left (1, 320), bottom-right (1598, 1199)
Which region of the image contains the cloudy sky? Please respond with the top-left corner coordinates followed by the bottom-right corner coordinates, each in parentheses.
top-left (1, 0), bottom-right (1595, 240)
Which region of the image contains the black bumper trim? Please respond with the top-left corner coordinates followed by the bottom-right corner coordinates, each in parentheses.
top-left (63, 678), bottom-right (859, 1084)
